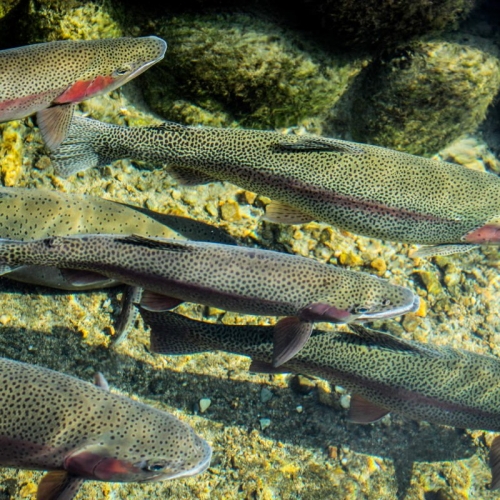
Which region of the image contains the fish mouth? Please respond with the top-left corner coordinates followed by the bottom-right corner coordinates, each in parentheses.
top-left (149, 438), bottom-right (213, 482)
top-left (355, 294), bottom-right (420, 322)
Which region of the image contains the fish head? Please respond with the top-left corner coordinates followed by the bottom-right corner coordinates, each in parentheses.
top-left (64, 410), bottom-right (211, 483)
top-left (350, 284), bottom-right (420, 322)
top-left (310, 277), bottom-right (419, 324)
top-left (54, 36), bottom-right (167, 104)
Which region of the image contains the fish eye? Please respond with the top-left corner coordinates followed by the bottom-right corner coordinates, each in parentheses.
top-left (349, 304), bottom-right (371, 314)
top-left (113, 66), bottom-right (132, 76)
top-left (142, 460), bottom-right (167, 472)
top-left (354, 306), bottom-right (370, 314)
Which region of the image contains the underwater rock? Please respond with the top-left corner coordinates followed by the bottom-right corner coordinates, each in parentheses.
top-left (142, 12), bottom-right (366, 129)
top-left (0, 0), bottom-right (20, 19)
top-left (295, 0), bottom-right (475, 51)
top-left (348, 35), bottom-right (500, 156)
top-left (20, 0), bottom-right (124, 43)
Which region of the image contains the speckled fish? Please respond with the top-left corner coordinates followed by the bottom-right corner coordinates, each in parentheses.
top-left (142, 311), bottom-right (500, 490)
top-left (0, 37), bottom-right (166, 149)
top-left (0, 187), bottom-right (234, 345)
top-left (0, 186), bottom-right (234, 290)
top-left (0, 233), bottom-right (418, 365)
top-left (0, 356), bottom-right (211, 500)
top-left (52, 116), bottom-right (500, 257)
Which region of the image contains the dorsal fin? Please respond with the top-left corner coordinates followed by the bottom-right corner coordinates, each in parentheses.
top-left (155, 121), bottom-right (189, 133)
top-left (118, 204), bottom-right (236, 245)
top-left (348, 324), bottom-right (439, 358)
top-left (118, 234), bottom-right (195, 252)
top-left (276, 136), bottom-right (365, 154)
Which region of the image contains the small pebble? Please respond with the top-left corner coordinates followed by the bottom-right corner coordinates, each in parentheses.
top-left (260, 387), bottom-right (273, 403)
top-left (199, 398), bottom-right (211, 413)
top-left (296, 405), bottom-right (303, 413)
top-left (259, 418), bottom-right (271, 430)
top-left (339, 394), bottom-right (350, 409)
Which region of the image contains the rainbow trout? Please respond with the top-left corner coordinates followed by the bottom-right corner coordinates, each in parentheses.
top-left (142, 310), bottom-right (500, 489)
top-left (0, 186), bottom-right (234, 290)
top-left (0, 37), bottom-right (166, 149)
top-left (0, 187), bottom-right (234, 344)
top-left (0, 356), bottom-right (211, 500)
top-left (0, 234), bottom-right (418, 365)
top-left (52, 117), bottom-right (500, 257)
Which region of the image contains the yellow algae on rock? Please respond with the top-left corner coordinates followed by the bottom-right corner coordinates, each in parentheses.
top-left (220, 199), bottom-right (242, 222)
top-left (19, 480), bottom-right (37, 496)
top-left (413, 270), bottom-right (444, 296)
top-left (370, 257), bottom-right (387, 275)
top-left (280, 463), bottom-right (300, 479)
top-left (0, 123), bottom-right (23, 187)
top-left (414, 298), bottom-right (428, 317)
top-left (339, 251), bottom-right (363, 267)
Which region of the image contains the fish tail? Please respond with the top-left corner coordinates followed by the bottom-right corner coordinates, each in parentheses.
top-left (140, 309), bottom-right (210, 355)
top-left (50, 116), bottom-right (116, 177)
top-left (0, 238), bottom-right (26, 275)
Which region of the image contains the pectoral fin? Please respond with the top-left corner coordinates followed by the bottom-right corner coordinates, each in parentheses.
top-left (59, 269), bottom-right (116, 287)
top-left (37, 470), bottom-right (84, 500)
top-left (111, 286), bottom-right (142, 347)
top-left (140, 290), bottom-right (184, 312)
top-left (263, 201), bottom-right (314, 225)
top-left (272, 317), bottom-right (313, 367)
top-left (348, 324), bottom-right (438, 357)
top-left (490, 435), bottom-right (500, 490)
top-left (410, 244), bottom-right (479, 258)
top-left (36, 104), bottom-right (75, 151)
top-left (348, 394), bottom-right (390, 424)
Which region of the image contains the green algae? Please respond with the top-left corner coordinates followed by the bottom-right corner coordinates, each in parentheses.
top-left (348, 36), bottom-right (500, 155)
top-left (299, 0), bottom-right (475, 50)
top-left (21, 0), bottom-right (124, 43)
top-left (143, 12), bottom-right (366, 129)
top-left (0, 2), bottom-right (500, 499)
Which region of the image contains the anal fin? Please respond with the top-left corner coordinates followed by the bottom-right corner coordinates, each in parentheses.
top-left (348, 394), bottom-right (390, 424)
top-left (490, 435), bottom-right (500, 490)
top-left (140, 290), bottom-right (184, 312)
top-left (60, 269), bottom-right (116, 287)
top-left (36, 104), bottom-right (75, 151)
top-left (272, 317), bottom-right (313, 367)
top-left (263, 201), bottom-right (314, 225)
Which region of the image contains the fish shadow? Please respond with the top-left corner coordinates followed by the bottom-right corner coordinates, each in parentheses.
top-left (0, 319), bottom-right (480, 499)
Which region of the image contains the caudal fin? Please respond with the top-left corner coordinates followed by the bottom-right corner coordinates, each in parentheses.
top-left (50, 116), bottom-right (117, 177)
